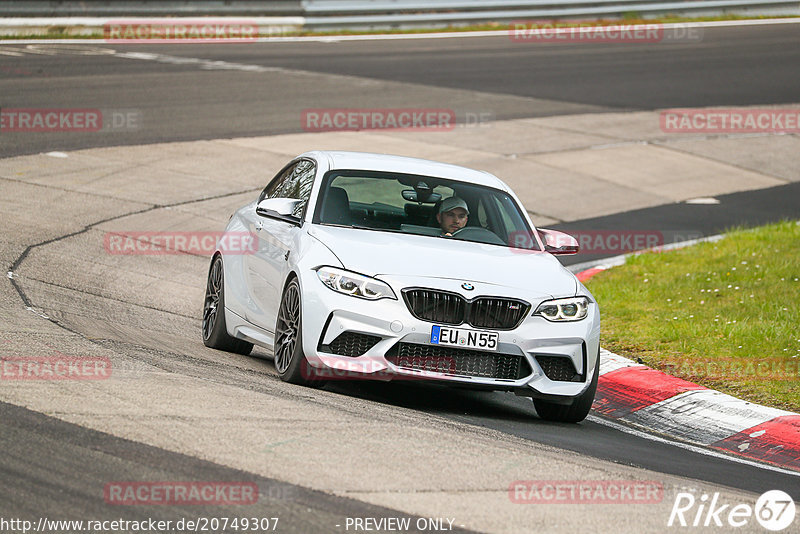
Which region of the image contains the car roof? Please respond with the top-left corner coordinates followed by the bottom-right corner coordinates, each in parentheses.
top-left (299, 150), bottom-right (510, 192)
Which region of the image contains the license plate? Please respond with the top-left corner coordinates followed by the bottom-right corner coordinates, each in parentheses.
top-left (430, 325), bottom-right (499, 351)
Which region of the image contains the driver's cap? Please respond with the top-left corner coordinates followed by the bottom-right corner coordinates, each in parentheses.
top-left (439, 197), bottom-right (469, 215)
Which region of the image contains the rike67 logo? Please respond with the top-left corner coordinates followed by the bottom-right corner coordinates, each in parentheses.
top-left (668, 490), bottom-right (795, 531)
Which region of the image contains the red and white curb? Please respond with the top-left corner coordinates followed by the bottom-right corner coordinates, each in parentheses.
top-left (594, 349), bottom-right (800, 472)
top-left (571, 236), bottom-right (800, 473)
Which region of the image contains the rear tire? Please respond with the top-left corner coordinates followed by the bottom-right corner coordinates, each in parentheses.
top-left (274, 278), bottom-right (325, 387)
top-left (533, 349), bottom-right (599, 423)
top-left (201, 255), bottom-right (253, 355)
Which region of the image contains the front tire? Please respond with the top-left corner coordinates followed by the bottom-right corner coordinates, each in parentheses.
top-left (202, 255), bottom-right (253, 355)
top-left (274, 278), bottom-right (325, 387)
top-left (533, 349), bottom-right (599, 423)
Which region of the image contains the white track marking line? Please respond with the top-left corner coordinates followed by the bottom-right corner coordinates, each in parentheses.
top-left (568, 234), bottom-right (725, 274)
top-left (587, 414), bottom-right (800, 477)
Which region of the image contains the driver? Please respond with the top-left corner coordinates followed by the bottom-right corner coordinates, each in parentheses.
top-left (437, 197), bottom-right (469, 236)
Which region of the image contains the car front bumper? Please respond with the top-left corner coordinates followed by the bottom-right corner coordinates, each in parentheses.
top-left (299, 271), bottom-right (601, 399)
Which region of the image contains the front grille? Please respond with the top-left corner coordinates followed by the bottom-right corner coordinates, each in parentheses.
top-left (471, 297), bottom-right (529, 329)
top-left (386, 342), bottom-right (531, 380)
top-left (319, 332), bottom-right (381, 357)
top-left (403, 289), bottom-right (529, 330)
top-left (536, 355), bottom-right (580, 382)
top-left (403, 289), bottom-right (465, 325)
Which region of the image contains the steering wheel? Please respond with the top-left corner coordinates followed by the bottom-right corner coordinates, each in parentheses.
top-left (450, 226), bottom-right (506, 245)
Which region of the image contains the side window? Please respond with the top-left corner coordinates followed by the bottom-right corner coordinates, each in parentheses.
top-left (477, 200), bottom-right (489, 228)
top-left (486, 194), bottom-right (539, 250)
top-left (290, 160), bottom-right (316, 217)
top-left (259, 159), bottom-right (317, 218)
top-left (260, 164), bottom-right (294, 203)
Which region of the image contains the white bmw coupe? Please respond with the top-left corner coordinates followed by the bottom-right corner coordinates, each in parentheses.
top-left (202, 151), bottom-right (600, 422)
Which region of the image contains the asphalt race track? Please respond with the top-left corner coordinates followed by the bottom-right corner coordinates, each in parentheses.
top-left (1, 22), bottom-right (799, 534)
top-left (2, 23), bottom-right (800, 157)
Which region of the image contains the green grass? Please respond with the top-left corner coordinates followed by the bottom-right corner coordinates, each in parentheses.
top-left (586, 220), bottom-right (800, 412)
top-left (2, 14), bottom-right (798, 40)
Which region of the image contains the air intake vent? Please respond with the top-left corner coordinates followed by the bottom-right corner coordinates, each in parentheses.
top-left (386, 342), bottom-right (531, 380)
top-left (319, 332), bottom-right (381, 357)
top-left (536, 355), bottom-right (580, 382)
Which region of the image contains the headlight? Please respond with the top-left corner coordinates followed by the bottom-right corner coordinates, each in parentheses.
top-left (316, 266), bottom-right (396, 300)
top-left (534, 296), bottom-right (589, 322)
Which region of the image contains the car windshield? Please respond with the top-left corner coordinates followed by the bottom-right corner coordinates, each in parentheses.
top-left (313, 170), bottom-right (541, 251)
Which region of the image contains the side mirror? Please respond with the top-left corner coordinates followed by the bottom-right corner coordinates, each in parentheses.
top-left (256, 198), bottom-right (301, 218)
top-left (538, 228), bottom-right (579, 255)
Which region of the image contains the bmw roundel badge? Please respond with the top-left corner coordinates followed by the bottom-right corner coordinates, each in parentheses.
top-left (461, 283), bottom-right (474, 291)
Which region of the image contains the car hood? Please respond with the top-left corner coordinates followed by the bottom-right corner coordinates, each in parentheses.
top-left (308, 225), bottom-right (577, 298)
